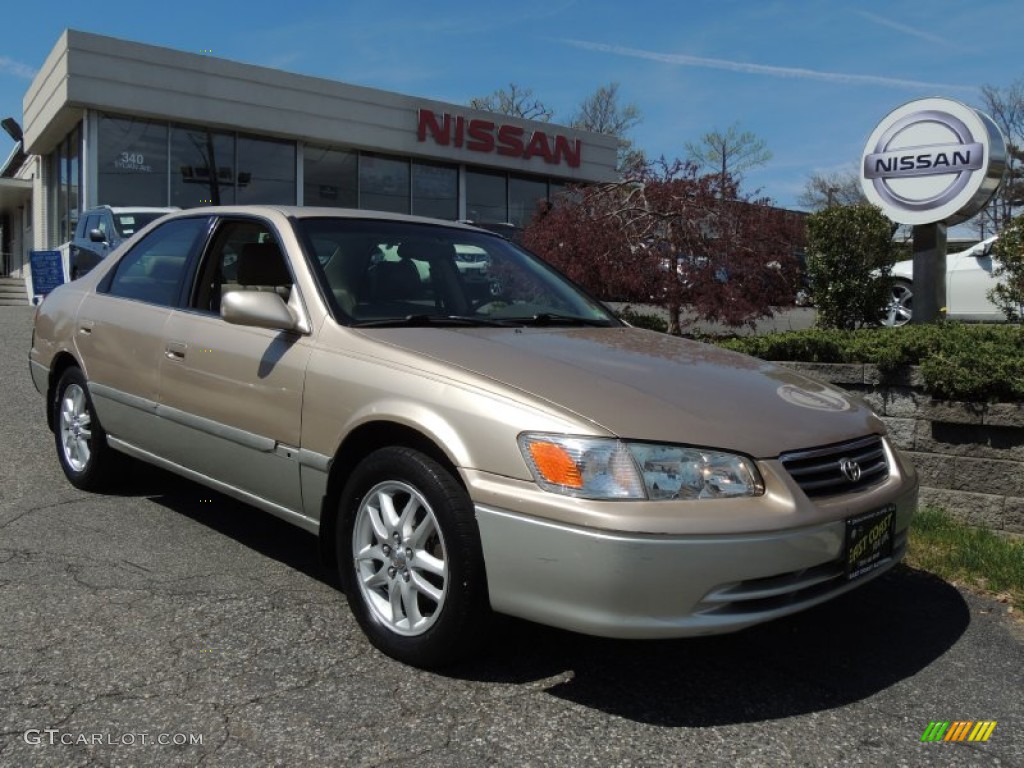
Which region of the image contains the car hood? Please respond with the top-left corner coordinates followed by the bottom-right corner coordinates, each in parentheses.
top-left (891, 259), bottom-right (913, 279)
top-left (361, 326), bottom-right (883, 458)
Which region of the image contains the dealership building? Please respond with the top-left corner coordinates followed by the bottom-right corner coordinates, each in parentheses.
top-left (0, 29), bottom-right (618, 293)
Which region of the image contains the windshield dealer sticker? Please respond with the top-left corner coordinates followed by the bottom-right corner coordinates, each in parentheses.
top-left (777, 384), bottom-right (851, 412)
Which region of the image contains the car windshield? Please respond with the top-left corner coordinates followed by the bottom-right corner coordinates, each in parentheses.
top-left (112, 212), bottom-right (168, 238)
top-left (296, 218), bottom-right (618, 328)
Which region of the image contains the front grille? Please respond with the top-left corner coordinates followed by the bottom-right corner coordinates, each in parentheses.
top-left (780, 435), bottom-right (889, 497)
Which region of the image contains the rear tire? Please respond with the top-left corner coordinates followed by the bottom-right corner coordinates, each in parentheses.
top-left (337, 447), bottom-right (489, 668)
top-left (52, 367), bottom-right (116, 491)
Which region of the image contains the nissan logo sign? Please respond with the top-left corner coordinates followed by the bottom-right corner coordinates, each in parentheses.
top-left (860, 98), bottom-right (1006, 226)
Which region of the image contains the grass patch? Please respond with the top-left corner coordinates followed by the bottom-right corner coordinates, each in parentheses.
top-left (906, 507), bottom-right (1024, 612)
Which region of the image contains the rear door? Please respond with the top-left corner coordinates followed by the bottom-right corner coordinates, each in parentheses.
top-left (74, 215), bottom-right (210, 453)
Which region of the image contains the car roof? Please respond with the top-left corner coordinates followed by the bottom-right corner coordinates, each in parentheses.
top-left (83, 205), bottom-right (180, 214)
top-left (163, 205), bottom-right (493, 233)
top-left (107, 206), bottom-right (180, 214)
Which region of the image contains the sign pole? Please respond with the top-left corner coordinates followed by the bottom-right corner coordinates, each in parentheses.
top-left (910, 223), bottom-right (947, 324)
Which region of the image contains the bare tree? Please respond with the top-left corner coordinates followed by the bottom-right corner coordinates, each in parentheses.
top-left (685, 123), bottom-right (772, 195)
top-left (797, 169), bottom-right (866, 210)
top-left (975, 79), bottom-right (1024, 236)
top-left (468, 83), bottom-right (553, 122)
top-left (570, 82), bottom-right (644, 172)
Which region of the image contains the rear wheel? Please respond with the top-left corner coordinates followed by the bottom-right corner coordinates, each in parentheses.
top-left (882, 279), bottom-right (913, 327)
top-left (53, 367), bottom-right (117, 490)
top-left (337, 447), bottom-right (489, 668)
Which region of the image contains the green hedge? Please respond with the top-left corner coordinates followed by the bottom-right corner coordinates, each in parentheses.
top-left (716, 323), bottom-right (1024, 402)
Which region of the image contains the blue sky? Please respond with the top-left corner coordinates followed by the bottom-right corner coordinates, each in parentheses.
top-left (0, 0), bottom-right (1018, 211)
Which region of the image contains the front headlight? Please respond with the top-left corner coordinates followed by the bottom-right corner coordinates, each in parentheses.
top-left (518, 433), bottom-right (764, 501)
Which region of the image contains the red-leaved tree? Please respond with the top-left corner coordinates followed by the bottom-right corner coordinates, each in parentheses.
top-left (523, 159), bottom-right (804, 334)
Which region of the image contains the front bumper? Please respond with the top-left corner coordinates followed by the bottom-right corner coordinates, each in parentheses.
top-left (473, 480), bottom-right (917, 639)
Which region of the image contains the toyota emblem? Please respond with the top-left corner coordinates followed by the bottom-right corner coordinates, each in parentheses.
top-left (839, 458), bottom-right (862, 483)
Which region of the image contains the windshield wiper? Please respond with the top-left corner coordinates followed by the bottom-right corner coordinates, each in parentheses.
top-left (505, 312), bottom-right (614, 327)
top-left (354, 314), bottom-right (514, 328)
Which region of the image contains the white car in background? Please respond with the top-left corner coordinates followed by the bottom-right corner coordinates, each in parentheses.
top-left (883, 235), bottom-right (1002, 326)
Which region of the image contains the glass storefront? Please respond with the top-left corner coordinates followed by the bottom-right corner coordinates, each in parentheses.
top-left (509, 175), bottom-right (549, 228)
top-left (171, 125), bottom-right (235, 208)
top-left (465, 169), bottom-right (506, 224)
top-left (303, 146), bottom-right (357, 208)
top-left (77, 113), bottom-right (566, 240)
top-left (49, 123), bottom-right (82, 245)
top-left (359, 153), bottom-right (410, 214)
top-left (96, 115), bottom-right (169, 207)
top-left (411, 161), bottom-right (457, 220)
top-left (237, 136), bottom-right (295, 205)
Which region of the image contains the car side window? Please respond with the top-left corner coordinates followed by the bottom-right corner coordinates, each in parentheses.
top-left (104, 218), bottom-right (207, 307)
top-left (192, 219), bottom-right (293, 314)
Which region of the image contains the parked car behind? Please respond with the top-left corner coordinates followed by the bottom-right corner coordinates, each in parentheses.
top-left (31, 206), bottom-right (918, 668)
top-left (70, 205), bottom-right (179, 278)
top-left (882, 235), bottom-right (1002, 326)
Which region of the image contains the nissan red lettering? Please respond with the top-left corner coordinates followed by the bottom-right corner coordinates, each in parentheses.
top-left (417, 109), bottom-right (581, 168)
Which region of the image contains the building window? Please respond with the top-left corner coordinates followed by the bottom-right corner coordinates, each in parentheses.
top-left (303, 146), bottom-right (357, 208)
top-left (411, 161), bottom-right (457, 220)
top-left (96, 115), bottom-right (169, 207)
top-left (237, 135), bottom-right (296, 205)
top-left (359, 153), bottom-right (410, 214)
top-left (465, 169), bottom-right (507, 224)
top-left (48, 123), bottom-right (82, 246)
top-left (508, 175), bottom-right (548, 228)
top-left (172, 125), bottom-right (235, 207)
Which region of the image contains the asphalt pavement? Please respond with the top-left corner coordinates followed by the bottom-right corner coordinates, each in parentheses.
top-left (0, 304), bottom-right (1021, 767)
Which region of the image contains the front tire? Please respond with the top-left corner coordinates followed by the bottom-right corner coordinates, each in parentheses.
top-left (53, 367), bottom-right (116, 490)
top-left (337, 447), bottom-right (489, 668)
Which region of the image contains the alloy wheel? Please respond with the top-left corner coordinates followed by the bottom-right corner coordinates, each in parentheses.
top-left (59, 382), bottom-right (93, 472)
top-left (351, 480), bottom-right (449, 636)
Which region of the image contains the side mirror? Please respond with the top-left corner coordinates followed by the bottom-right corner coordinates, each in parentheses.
top-left (88, 229), bottom-right (107, 243)
top-left (221, 290), bottom-right (299, 332)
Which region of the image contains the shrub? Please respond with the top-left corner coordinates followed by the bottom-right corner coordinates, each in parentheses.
top-left (804, 204), bottom-right (897, 330)
top-left (989, 215), bottom-right (1024, 321)
top-left (719, 323), bottom-right (1024, 402)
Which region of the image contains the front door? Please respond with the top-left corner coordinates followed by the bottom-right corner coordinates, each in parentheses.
top-left (156, 216), bottom-right (313, 515)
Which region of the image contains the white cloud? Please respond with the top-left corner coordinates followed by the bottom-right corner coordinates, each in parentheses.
top-left (0, 57), bottom-right (37, 80)
top-left (854, 10), bottom-right (961, 49)
top-left (559, 39), bottom-right (976, 94)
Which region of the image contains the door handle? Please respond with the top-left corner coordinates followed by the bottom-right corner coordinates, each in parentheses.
top-left (165, 340), bottom-right (187, 360)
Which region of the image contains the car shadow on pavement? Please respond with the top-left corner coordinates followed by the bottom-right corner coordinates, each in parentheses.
top-left (450, 567), bottom-right (970, 727)
top-left (124, 462), bottom-right (970, 727)
top-left (119, 461), bottom-right (324, 582)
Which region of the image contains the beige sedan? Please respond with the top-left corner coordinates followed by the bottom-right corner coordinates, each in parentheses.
top-left (30, 206), bottom-right (918, 668)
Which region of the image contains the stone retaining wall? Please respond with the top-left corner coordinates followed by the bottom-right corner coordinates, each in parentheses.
top-left (780, 362), bottom-right (1024, 536)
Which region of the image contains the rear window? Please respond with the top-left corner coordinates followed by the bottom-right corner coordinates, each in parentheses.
top-left (113, 212), bottom-right (169, 238)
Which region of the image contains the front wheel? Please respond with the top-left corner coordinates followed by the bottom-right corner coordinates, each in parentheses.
top-left (337, 447), bottom-right (489, 668)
